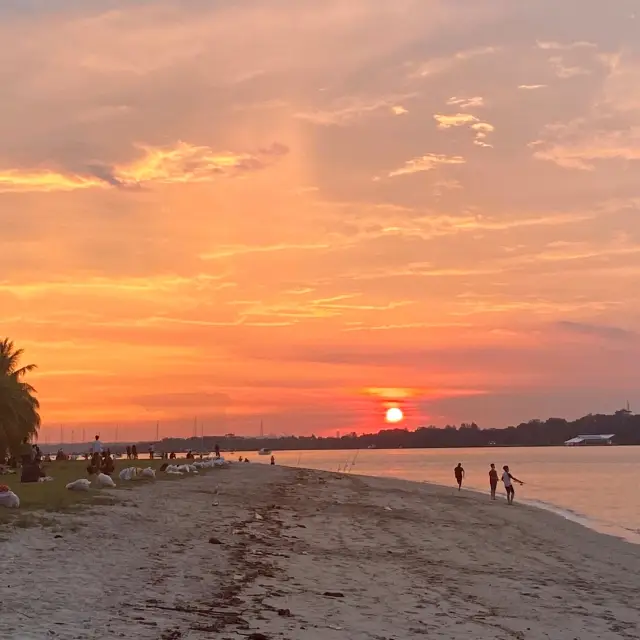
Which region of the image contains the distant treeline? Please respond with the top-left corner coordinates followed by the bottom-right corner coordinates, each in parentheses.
top-left (150, 410), bottom-right (639, 452)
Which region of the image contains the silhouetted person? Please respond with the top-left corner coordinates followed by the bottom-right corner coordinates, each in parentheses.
top-left (91, 435), bottom-right (103, 456)
top-left (101, 451), bottom-right (115, 475)
top-left (489, 463), bottom-right (499, 500)
top-left (214, 444), bottom-right (220, 458)
top-left (148, 444), bottom-right (154, 460)
top-left (169, 452), bottom-right (176, 460)
top-left (19, 437), bottom-right (32, 466)
top-left (502, 465), bottom-right (524, 505)
top-left (131, 445), bottom-right (138, 459)
top-left (270, 455), bottom-right (275, 466)
top-left (454, 463), bottom-right (465, 491)
top-left (126, 445), bottom-right (132, 460)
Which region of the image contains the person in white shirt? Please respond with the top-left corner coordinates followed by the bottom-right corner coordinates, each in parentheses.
top-left (91, 435), bottom-right (103, 455)
top-left (501, 465), bottom-right (524, 505)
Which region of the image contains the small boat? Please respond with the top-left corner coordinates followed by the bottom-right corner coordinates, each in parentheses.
top-left (258, 448), bottom-right (272, 455)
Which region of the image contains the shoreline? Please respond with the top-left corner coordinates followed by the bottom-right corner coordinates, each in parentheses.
top-left (1, 465), bottom-right (639, 639)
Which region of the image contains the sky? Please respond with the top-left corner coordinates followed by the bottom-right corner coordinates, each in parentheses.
top-left (1, 0), bottom-right (639, 442)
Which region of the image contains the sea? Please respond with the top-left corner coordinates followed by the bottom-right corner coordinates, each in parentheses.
top-left (250, 446), bottom-right (640, 544)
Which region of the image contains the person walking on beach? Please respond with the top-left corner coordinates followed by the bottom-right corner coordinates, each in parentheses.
top-left (454, 463), bottom-right (465, 491)
top-left (214, 444), bottom-right (220, 458)
top-left (126, 445), bottom-right (132, 460)
top-left (270, 455), bottom-right (275, 465)
top-left (489, 463), bottom-right (499, 500)
top-left (502, 465), bottom-right (524, 504)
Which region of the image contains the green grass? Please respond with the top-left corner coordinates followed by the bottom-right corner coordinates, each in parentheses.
top-left (0, 458), bottom-right (213, 526)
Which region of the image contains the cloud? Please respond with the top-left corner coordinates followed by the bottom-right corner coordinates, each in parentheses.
top-left (548, 56), bottom-right (591, 79)
top-left (410, 46), bottom-right (499, 78)
top-left (0, 141), bottom-right (289, 192)
top-left (555, 321), bottom-right (636, 341)
top-left (387, 153), bottom-right (466, 178)
top-left (434, 114), bottom-right (494, 147)
top-left (434, 113), bottom-right (479, 129)
top-left (536, 41), bottom-right (597, 51)
top-left (518, 84), bottom-right (547, 90)
top-left (446, 96), bottom-right (484, 109)
top-left (199, 243), bottom-right (330, 261)
top-left (532, 124), bottom-right (640, 170)
top-left (294, 93), bottom-right (416, 125)
top-left (0, 170), bottom-right (103, 193)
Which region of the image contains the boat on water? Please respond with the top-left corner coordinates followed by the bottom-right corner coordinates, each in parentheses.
top-left (258, 448), bottom-right (272, 455)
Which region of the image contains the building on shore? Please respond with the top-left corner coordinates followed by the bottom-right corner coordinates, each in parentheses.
top-left (564, 434), bottom-right (615, 446)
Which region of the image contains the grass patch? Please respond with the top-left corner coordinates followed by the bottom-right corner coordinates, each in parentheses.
top-left (0, 458), bottom-right (212, 527)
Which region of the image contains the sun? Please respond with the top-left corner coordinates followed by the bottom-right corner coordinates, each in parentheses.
top-left (385, 407), bottom-right (404, 424)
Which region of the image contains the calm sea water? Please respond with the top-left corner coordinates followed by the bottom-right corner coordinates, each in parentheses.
top-left (251, 447), bottom-right (640, 544)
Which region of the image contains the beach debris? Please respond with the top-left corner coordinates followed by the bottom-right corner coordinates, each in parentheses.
top-left (277, 608), bottom-right (292, 617)
top-left (95, 473), bottom-right (116, 488)
top-left (328, 624), bottom-right (344, 630)
top-left (38, 476), bottom-right (54, 482)
top-left (254, 512), bottom-right (264, 521)
top-left (213, 500), bottom-right (219, 507)
top-left (384, 506), bottom-right (393, 511)
top-left (322, 591), bottom-right (345, 598)
top-left (140, 467), bottom-right (156, 479)
top-left (208, 537), bottom-right (223, 545)
top-left (0, 486), bottom-right (20, 508)
top-left (65, 478), bottom-right (91, 491)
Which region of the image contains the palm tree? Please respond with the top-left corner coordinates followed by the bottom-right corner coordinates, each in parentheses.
top-left (0, 339), bottom-right (41, 455)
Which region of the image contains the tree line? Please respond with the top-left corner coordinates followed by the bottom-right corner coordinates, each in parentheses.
top-left (156, 410), bottom-right (639, 453)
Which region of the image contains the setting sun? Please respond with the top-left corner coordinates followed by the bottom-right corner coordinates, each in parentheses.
top-left (385, 407), bottom-right (404, 424)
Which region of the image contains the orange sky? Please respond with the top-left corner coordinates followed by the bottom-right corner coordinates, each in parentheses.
top-left (1, 1), bottom-right (639, 442)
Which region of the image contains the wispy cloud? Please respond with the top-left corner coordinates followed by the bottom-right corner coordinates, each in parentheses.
top-left (410, 46), bottom-right (499, 78)
top-left (295, 93), bottom-right (416, 126)
top-left (199, 243), bottom-right (330, 260)
top-left (0, 142), bottom-right (289, 193)
top-left (518, 84), bottom-right (547, 90)
top-left (536, 41), bottom-right (597, 51)
top-left (555, 320), bottom-right (636, 341)
top-left (446, 96), bottom-right (484, 109)
top-left (387, 153), bottom-right (466, 178)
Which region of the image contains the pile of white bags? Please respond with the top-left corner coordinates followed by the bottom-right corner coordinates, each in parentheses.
top-left (95, 473), bottom-right (116, 488)
top-left (140, 467), bottom-right (156, 479)
top-left (193, 457), bottom-right (228, 469)
top-left (66, 479), bottom-right (91, 491)
top-left (0, 489), bottom-right (20, 508)
top-left (119, 467), bottom-right (141, 481)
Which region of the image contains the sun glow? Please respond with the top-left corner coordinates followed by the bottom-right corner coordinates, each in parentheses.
top-left (385, 407), bottom-right (404, 423)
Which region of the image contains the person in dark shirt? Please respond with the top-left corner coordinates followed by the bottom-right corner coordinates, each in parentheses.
top-left (454, 463), bottom-right (465, 491)
top-left (489, 464), bottom-right (499, 500)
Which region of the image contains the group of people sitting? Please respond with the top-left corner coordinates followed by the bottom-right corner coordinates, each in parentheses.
top-left (86, 449), bottom-right (115, 476)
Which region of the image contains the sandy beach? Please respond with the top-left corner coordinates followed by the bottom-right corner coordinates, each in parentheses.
top-left (1, 465), bottom-right (639, 640)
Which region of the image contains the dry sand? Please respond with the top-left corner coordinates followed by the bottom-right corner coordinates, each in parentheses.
top-left (1, 464), bottom-right (639, 640)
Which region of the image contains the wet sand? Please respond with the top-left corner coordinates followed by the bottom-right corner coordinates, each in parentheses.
top-left (1, 464), bottom-right (639, 639)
